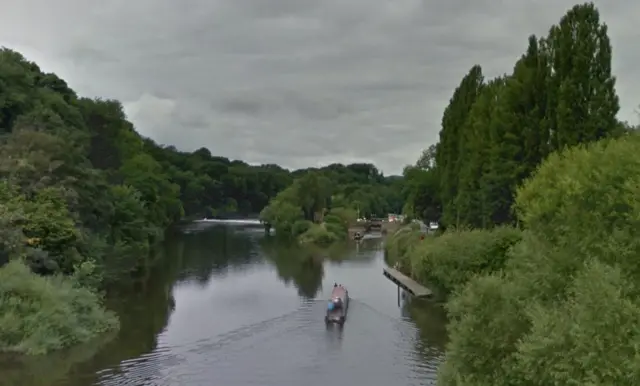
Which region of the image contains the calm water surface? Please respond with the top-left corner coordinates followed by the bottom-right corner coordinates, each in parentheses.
top-left (1, 222), bottom-right (447, 386)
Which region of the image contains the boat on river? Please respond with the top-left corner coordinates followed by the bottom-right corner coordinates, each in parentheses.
top-left (325, 283), bottom-right (349, 325)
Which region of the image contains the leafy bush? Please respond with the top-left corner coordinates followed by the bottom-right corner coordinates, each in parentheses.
top-left (324, 222), bottom-right (347, 240)
top-left (438, 273), bottom-right (528, 386)
top-left (21, 187), bottom-right (81, 274)
top-left (439, 134), bottom-right (640, 385)
top-left (383, 226), bottom-right (422, 271)
top-left (298, 224), bottom-right (340, 246)
top-left (70, 259), bottom-right (103, 292)
top-left (259, 199), bottom-right (304, 237)
top-left (409, 226), bottom-right (522, 293)
top-left (291, 220), bottom-right (313, 237)
top-left (0, 260), bottom-right (119, 355)
top-left (323, 214), bottom-right (344, 228)
top-left (512, 260), bottom-right (640, 384)
top-left (326, 207), bottom-right (357, 228)
top-left (384, 225), bottom-right (521, 294)
top-left (514, 134), bottom-right (640, 281)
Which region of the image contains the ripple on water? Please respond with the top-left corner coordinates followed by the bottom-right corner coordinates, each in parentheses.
top-left (95, 299), bottom-right (442, 386)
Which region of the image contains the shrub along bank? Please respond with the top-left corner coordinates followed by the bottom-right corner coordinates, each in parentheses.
top-left (0, 260), bottom-right (119, 355)
top-left (385, 226), bottom-right (522, 296)
top-left (386, 133), bottom-right (640, 385)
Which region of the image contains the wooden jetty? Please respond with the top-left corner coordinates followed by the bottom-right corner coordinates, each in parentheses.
top-left (383, 267), bottom-right (432, 298)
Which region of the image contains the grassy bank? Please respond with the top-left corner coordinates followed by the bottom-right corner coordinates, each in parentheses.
top-left (388, 133), bottom-right (640, 385)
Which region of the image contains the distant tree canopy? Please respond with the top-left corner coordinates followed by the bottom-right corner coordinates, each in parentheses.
top-left (260, 163), bottom-right (404, 244)
top-left (0, 46), bottom-right (404, 280)
top-left (402, 2), bottom-right (629, 230)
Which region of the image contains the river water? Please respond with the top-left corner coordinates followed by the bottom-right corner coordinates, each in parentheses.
top-left (1, 221), bottom-right (447, 386)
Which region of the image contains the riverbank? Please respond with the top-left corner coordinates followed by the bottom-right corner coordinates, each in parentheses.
top-left (387, 133), bottom-right (640, 385)
top-left (384, 225), bottom-right (522, 298)
top-left (0, 261), bottom-right (119, 355)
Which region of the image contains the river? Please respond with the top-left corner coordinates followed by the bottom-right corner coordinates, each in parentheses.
top-left (1, 221), bottom-right (447, 386)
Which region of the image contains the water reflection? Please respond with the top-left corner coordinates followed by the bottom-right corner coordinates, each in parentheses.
top-left (0, 234), bottom-right (184, 386)
top-left (260, 237), bottom-right (326, 298)
top-left (0, 224), bottom-right (448, 386)
top-left (175, 225), bottom-right (262, 286)
top-left (403, 300), bottom-right (448, 364)
top-left (0, 332), bottom-right (116, 386)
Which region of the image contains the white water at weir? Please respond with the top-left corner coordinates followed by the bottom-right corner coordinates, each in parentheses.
top-left (194, 218), bottom-right (262, 225)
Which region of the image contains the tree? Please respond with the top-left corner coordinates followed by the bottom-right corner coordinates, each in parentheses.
top-left (456, 77), bottom-right (506, 228)
top-left (436, 65), bottom-right (484, 227)
top-left (415, 144), bottom-right (437, 170)
top-left (478, 36), bottom-right (552, 226)
top-left (402, 165), bottom-right (440, 223)
top-left (545, 2), bottom-right (619, 150)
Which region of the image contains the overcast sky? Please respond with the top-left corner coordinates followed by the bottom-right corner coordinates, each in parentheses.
top-left (1, 1), bottom-right (638, 175)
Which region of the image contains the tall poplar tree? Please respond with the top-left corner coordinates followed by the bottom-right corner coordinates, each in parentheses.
top-left (422, 3), bottom-right (622, 230)
top-left (545, 2), bottom-right (619, 150)
top-left (456, 78), bottom-right (506, 228)
top-left (479, 36), bottom-right (551, 225)
top-left (435, 65), bottom-right (484, 228)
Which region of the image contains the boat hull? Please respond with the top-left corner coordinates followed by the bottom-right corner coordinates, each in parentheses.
top-left (325, 288), bottom-right (349, 325)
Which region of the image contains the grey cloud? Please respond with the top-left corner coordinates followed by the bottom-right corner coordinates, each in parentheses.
top-left (1, 0), bottom-right (639, 174)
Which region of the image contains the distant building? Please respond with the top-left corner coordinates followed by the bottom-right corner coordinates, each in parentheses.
top-left (387, 213), bottom-right (404, 223)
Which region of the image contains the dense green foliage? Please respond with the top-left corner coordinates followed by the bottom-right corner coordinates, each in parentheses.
top-left (385, 227), bottom-right (522, 296)
top-left (260, 164), bottom-right (403, 245)
top-left (0, 260), bottom-right (118, 355)
top-left (0, 47), bottom-right (296, 282)
top-left (0, 47), bottom-right (401, 354)
top-left (392, 3), bottom-right (640, 384)
top-left (439, 134), bottom-right (640, 386)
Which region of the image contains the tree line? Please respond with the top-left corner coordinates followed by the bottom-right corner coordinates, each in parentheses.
top-left (0, 47), bottom-right (402, 354)
top-left (389, 3), bottom-right (640, 385)
top-left (403, 2), bottom-right (634, 228)
top-left (260, 163), bottom-right (404, 245)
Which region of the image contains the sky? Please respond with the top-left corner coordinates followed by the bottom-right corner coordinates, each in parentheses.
top-left (1, 1), bottom-right (638, 175)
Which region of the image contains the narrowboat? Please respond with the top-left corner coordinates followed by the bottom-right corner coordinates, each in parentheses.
top-left (325, 283), bottom-right (349, 325)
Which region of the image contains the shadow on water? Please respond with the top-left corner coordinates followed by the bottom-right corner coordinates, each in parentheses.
top-left (0, 223), bottom-right (448, 386)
